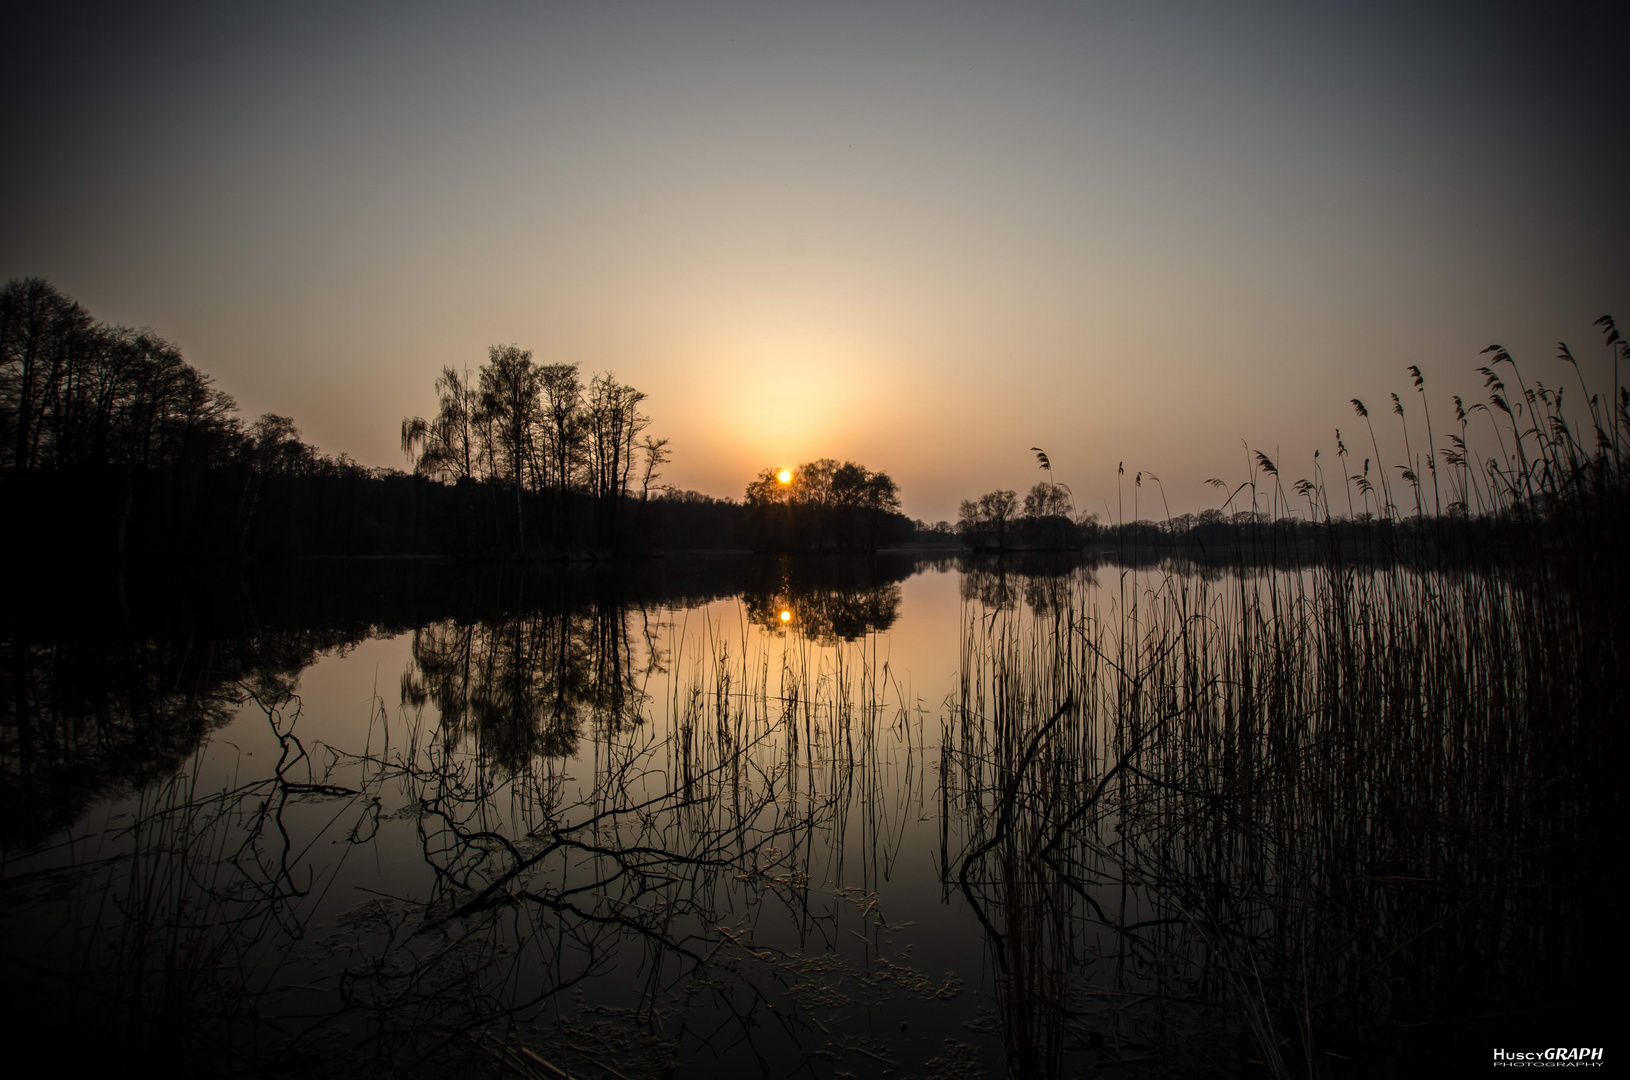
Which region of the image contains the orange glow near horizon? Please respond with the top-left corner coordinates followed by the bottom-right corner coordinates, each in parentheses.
top-left (10, 5), bottom-right (1619, 525)
top-left (779, 609), bottom-right (792, 622)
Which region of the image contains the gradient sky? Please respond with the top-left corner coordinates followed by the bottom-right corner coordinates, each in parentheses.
top-left (4, 1), bottom-right (1626, 521)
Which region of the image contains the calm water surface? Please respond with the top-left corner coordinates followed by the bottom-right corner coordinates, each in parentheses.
top-left (1, 555), bottom-right (1612, 1078)
top-left (3, 558), bottom-right (1001, 1078)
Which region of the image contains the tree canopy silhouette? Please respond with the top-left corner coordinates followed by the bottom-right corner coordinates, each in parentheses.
top-left (743, 458), bottom-right (905, 550)
top-left (399, 345), bottom-right (658, 552)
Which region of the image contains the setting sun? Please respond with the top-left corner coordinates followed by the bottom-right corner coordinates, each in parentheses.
top-left (777, 470), bottom-right (792, 484)
top-left (779, 610), bottom-right (792, 622)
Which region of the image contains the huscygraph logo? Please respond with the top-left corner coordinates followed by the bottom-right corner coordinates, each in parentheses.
top-left (1493, 1047), bottom-right (1605, 1068)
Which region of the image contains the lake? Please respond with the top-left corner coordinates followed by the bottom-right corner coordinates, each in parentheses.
top-left (0, 553), bottom-right (1616, 1078)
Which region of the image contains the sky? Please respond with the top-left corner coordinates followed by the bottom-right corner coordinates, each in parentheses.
top-left (3, 0), bottom-right (1626, 522)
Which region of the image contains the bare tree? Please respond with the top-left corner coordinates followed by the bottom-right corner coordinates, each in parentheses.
top-left (400, 366), bottom-right (481, 484)
top-left (638, 435), bottom-right (671, 508)
top-left (2, 278), bottom-right (93, 469)
top-left (583, 372), bottom-right (648, 546)
top-left (583, 373), bottom-right (647, 499)
top-left (478, 345), bottom-right (542, 551)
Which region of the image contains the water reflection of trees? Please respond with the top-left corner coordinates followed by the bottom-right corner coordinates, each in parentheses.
top-left (0, 626), bottom-right (361, 847)
top-left (739, 554), bottom-right (918, 642)
top-left (403, 600), bottom-right (645, 765)
top-left (957, 553), bottom-right (1098, 615)
top-left (5, 593), bottom-right (933, 1077)
top-left (2, 557), bottom-right (936, 847)
top-left (743, 581), bottom-right (902, 643)
top-left (381, 616), bottom-right (933, 1078)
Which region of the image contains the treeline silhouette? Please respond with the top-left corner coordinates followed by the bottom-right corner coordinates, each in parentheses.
top-left (742, 458), bottom-right (912, 550)
top-left (0, 277), bottom-right (441, 559)
top-left (0, 278), bottom-right (834, 559)
top-left (400, 345), bottom-right (673, 554)
top-left (955, 481), bottom-right (1078, 550)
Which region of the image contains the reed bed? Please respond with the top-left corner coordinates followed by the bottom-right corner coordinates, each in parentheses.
top-left (941, 327), bottom-right (1629, 1076)
top-left (944, 550), bottom-right (1622, 1076)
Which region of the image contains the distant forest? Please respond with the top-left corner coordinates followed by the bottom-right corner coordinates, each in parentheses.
top-left (0, 278), bottom-right (918, 560)
top-left (4, 276), bottom-right (1624, 563)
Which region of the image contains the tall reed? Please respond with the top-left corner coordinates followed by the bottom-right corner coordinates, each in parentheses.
top-left (945, 538), bottom-right (1623, 1075)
